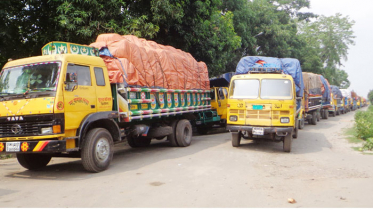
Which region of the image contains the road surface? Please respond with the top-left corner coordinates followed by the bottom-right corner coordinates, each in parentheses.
top-left (0, 107), bottom-right (372, 208)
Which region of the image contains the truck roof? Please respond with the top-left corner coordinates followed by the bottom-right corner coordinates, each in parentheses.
top-left (3, 54), bottom-right (106, 69)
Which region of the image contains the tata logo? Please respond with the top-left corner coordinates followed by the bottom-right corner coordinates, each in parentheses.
top-left (7, 116), bottom-right (24, 121)
top-left (11, 124), bottom-right (23, 134)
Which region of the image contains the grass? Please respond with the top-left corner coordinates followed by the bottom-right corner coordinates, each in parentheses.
top-left (345, 106), bottom-right (373, 154)
top-left (343, 126), bottom-right (364, 144)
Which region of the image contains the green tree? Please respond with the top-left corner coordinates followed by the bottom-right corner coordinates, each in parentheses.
top-left (298, 13), bottom-right (355, 68)
top-left (149, 0), bottom-right (241, 76)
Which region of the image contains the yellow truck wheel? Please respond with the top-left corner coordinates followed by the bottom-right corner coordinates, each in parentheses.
top-left (81, 128), bottom-right (114, 173)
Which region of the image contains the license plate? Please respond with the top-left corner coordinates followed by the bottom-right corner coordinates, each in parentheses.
top-left (196, 121), bottom-right (202, 125)
top-left (252, 127), bottom-right (264, 135)
top-left (6, 142), bottom-right (20, 152)
top-left (253, 105), bottom-right (263, 110)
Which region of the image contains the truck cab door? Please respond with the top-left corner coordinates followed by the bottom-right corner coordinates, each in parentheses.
top-left (217, 87), bottom-right (228, 120)
top-left (63, 63), bottom-right (97, 131)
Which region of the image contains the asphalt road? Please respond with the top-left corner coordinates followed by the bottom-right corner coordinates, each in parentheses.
top-left (1, 107), bottom-right (373, 208)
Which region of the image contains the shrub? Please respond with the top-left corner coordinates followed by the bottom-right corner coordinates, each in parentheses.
top-left (362, 138), bottom-right (373, 151)
top-left (354, 106), bottom-right (373, 140)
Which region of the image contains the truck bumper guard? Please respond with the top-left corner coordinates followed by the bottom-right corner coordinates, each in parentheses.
top-left (226, 125), bottom-right (293, 136)
top-left (0, 139), bottom-right (66, 153)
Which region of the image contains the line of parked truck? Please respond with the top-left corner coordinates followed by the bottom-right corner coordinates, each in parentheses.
top-left (0, 34), bottom-right (368, 172)
top-left (209, 57), bottom-right (368, 152)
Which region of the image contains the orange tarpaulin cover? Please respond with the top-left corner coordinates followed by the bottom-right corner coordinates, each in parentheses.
top-left (90, 34), bottom-right (210, 90)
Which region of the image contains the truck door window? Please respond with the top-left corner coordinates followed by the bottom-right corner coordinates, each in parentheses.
top-left (230, 79), bottom-right (259, 99)
top-left (218, 88), bottom-right (225, 100)
top-left (94, 67), bottom-right (105, 86)
top-left (66, 64), bottom-right (91, 86)
top-left (222, 88), bottom-right (228, 98)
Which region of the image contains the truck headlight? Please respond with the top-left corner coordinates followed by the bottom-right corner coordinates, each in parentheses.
top-left (280, 117), bottom-right (290, 123)
top-left (229, 115), bottom-right (238, 121)
top-left (41, 127), bottom-right (53, 134)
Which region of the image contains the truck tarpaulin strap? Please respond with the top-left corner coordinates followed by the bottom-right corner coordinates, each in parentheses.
top-left (235, 56), bottom-right (304, 97)
top-left (90, 33), bottom-right (210, 90)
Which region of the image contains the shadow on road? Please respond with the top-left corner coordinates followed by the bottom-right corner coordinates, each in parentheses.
top-left (5, 131), bottom-right (229, 180)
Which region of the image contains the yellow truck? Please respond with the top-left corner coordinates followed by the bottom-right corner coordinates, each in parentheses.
top-left (226, 57), bottom-right (304, 152)
top-left (0, 41), bottom-right (219, 172)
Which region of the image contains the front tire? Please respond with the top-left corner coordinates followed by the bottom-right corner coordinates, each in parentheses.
top-left (232, 131), bottom-right (242, 147)
top-left (283, 132), bottom-right (292, 152)
top-left (81, 128), bottom-right (114, 173)
top-left (17, 153), bottom-right (51, 170)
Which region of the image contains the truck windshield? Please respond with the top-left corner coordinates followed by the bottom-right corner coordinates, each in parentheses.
top-left (260, 79), bottom-right (292, 99)
top-left (230, 79), bottom-right (259, 99)
top-left (0, 62), bottom-right (60, 95)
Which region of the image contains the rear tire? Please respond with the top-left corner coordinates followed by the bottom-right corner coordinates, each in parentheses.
top-left (17, 153), bottom-right (51, 170)
top-left (232, 132), bottom-right (242, 147)
top-left (292, 120), bottom-right (299, 139)
top-left (316, 111), bottom-right (321, 121)
top-left (283, 132), bottom-right (292, 152)
top-left (299, 116), bottom-right (305, 130)
top-left (167, 120), bottom-right (179, 147)
top-left (324, 109), bottom-right (329, 119)
top-left (81, 128), bottom-right (114, 173)
top-left (175, 119), bottom-right (193, 147)
top-left (331, 110), bottom-right (336, 117)
top-left (311, 111), bottom-right (317, 125)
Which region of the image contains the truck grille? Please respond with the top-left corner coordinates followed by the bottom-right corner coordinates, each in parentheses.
top-left (0, 121), bottom-right (53, 137)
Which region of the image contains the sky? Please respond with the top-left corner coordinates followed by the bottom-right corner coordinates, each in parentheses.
top-left (300, 0), bottom-right (373, 98)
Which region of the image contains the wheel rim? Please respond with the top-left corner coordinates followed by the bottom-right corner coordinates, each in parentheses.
top-left (96, 138), bottom-right (110, 162)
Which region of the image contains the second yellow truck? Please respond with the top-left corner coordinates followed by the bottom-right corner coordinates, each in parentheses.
top-left (226, 57), bottom-right (304, 152)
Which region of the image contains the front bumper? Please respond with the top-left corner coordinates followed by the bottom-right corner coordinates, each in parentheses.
top-left (0, 139), bottom-right (66, 153)
top-left (226, 125), bottom-right (293, 136)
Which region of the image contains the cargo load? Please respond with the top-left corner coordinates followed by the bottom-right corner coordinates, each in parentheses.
top-left (235, 56), bottom-right (304, 97)
top-left (319, 75), bottom-right (331, 103)
top-left (90, 33), bottom-right (210, 90)
top-left (340, 89), bottom-right (352, 99)
top-left (302, 72), bottom-right (323, 96)
top-left (330, 85), bottom-right (343, 99)
top-left (351, 91), bottom-right (358, 99)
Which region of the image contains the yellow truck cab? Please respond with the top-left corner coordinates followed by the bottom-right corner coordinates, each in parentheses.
top-left (210, 87), bottom-right (228, 123)
top-left (226, 57), bottom-right (304, 152)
